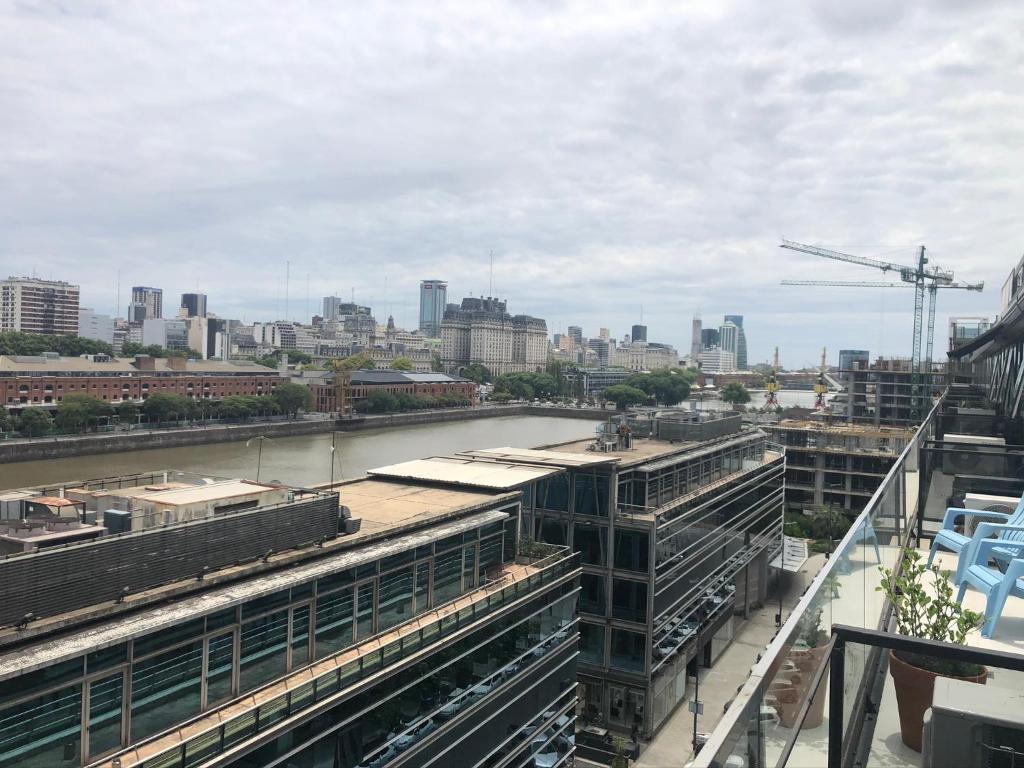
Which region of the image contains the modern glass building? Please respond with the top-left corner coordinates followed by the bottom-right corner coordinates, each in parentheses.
top-left (0, 470), bottom-right (579, 768)
top-left (418, 280), bottom-right (447, 339)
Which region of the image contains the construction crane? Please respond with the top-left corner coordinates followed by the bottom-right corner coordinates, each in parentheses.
top-left (814, 347), bottom-right (828, 410)
top-left (780, 240), bottom-right (983, 420)
top-left (764, 347), bottom-right (780, 410)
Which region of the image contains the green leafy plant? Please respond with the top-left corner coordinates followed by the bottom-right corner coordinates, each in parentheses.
top-left (877, 548), bottom-right (985, 676)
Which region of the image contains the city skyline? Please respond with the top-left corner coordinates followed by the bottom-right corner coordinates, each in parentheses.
top-left (3, 2), bottom-right (1019, 365)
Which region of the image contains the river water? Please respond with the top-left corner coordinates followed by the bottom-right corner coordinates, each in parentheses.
top-left (0, 416), bottom-right (598, 491)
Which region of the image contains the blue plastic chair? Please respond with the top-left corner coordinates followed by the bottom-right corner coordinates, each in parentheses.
top-left (956, 528), bottom-right (1024, 638)
top-left (850, 520), bottom-right (881, 563)
top-left (928, 495), bottom-right (1024, 583)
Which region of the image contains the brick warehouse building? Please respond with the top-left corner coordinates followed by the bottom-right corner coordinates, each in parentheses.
top-left (0, 354), bottom-right (281, 412)
top-left (304, 370), bottom-right (477, 412)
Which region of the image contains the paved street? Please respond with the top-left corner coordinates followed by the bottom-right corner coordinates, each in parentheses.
top-left (635, 555), bottom-right (824, 768)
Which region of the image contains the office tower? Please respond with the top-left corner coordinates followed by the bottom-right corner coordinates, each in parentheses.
top-left (690, 314), bottom-right (702, 365)
top-left (701, 328), bottom-right (720, 349)
top-left (567, 326), bottom-right (583, 345)
top-left (418, 279), bottom-right (448, 338)
top-left (127, 302), bottom-right (147, 323)
top-left (631, 324), bottom-right (648, 343)
top-left (0, 277), bottom-right (80, 335)
top-left (700, 346), bottom-right (737, 373)
top-left (719, 321), bottom-right (739, 363)
top-left (599, 327), bottom-right (610, 341)
top-left (724, 315), bottom-right (747, 370)
top-left (180, 292), bottom-right (207, 318)
top-left (322, 295), bottom-right (342, 321)
top-left (77, 308), bottom-right (115, 345)
top-left (131, 286), bottom-right (163, 320)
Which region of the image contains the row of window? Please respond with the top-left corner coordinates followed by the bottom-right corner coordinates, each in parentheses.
top-left (534, 519), bottom-right (649, 573)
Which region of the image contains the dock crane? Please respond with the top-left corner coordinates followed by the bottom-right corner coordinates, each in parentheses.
top-left (764, 347), bottom-right (780, 410)
top-left (814, 347), bottom-right (828, 410)
top-left (779, 240), bottom-right (984, 420)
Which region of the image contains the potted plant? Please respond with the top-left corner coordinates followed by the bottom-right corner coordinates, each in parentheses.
top-left (774, 605), bottom-right (831, 728)
top-left (877, 548), bottom-right (986, 751)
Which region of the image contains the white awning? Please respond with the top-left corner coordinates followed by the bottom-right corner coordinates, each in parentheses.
top-left (770, 535), bottom-right (809, 573)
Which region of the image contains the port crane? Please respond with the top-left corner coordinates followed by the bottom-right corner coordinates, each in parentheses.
top-left (813, 347), bottom-right (829, 410)
top-left (779, 240), bottom-right (984, 419)
top-left (764, 347), bottom-right (780, 410)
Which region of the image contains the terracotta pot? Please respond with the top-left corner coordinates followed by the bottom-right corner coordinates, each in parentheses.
top-left (775, 646), bottom-right (829, 729)
top-left (888, 650), bottom-right (988, 752)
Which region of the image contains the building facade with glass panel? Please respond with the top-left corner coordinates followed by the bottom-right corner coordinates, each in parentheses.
top-left (0, 472), bottom-right (579, 768)
top-left (455, 415), bottom-right (785, 739)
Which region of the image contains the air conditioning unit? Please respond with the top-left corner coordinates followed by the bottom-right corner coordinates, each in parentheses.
top-left (943, 433), bottom-right (1007, 477)
top-left (963, 493), bottom-right (1020, 536)
top-left (922, 677), bottom-right (1024, 768)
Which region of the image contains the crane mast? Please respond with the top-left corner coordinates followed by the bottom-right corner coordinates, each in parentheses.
top-left (764, 347), bottom-right (780, 410)
top-left (814, 347), bottom-right (828, 410)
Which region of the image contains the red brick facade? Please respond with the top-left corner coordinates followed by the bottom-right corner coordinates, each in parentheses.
top-left (309, 379), bottom-right (477, 413)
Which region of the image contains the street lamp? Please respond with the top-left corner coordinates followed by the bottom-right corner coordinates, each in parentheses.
top-left (246, 436), bottom-right (271, 482)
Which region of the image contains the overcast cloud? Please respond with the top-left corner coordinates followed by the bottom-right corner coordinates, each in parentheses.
top-left (2, 0), bottom-right (1022, 366)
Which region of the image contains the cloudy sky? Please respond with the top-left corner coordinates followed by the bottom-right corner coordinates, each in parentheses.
top-left (2, 0), bottom-right (1022, 367)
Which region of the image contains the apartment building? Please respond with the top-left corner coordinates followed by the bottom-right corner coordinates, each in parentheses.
top-left (840, 356), bottom-right (945, 426)
top-left (441, 297), bottom-right (547, 375)
top-left (0, 469), bottom-right (579, 768)
top-left (0, 277), bottom-right (80, 336)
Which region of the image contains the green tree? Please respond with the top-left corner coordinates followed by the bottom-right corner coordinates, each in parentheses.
top-left (16, 408), bottom-right (53, 437)
top-left (431, 353), bottom-right (444, 372)
top-left (272, 383), bottom-right (312, 419)
top-left (141, 393), bottom-right (191, 425)
top-left (603, 384), bottom-right (649, 409)
top-left (626, 368), bottom-right (692, 406)
top-left (332, 354), bottom-right (376, 371)
top-left (355, 391), bottom-right (398, 413)
top-left (719, 381), bottom-right (751, 406)
top-left (55, 393), bottom-right (113, 433)
top-left (0, 410), bottom-right (12, 433)
top-left (0, 331), bottom-right (114, 357)
top-left (115, 400), bottom-right (140, 424)
top-left (390, 356), bottom-right (414, 371)
top-left (490, 391), bottom-right (513, 404)
top-left (461, 363), bottom-right (492, 384)
top-left (122, 343), bottom-right (203, 359)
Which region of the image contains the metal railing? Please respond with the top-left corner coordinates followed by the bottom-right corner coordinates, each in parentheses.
top-left (692, 395), bottom-right (943, 768)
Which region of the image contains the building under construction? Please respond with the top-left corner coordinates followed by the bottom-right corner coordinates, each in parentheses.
top-left (838, 356), bottom-right (946, 426)
top-left (766, 418), bottom-right (914, 514)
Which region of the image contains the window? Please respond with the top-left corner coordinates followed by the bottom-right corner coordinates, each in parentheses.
top-left (239, 610), bottom-right (289, 692)
top-left (355, 582), bottom-right (375, 639)
top-left (614, 529), bottom-right (650, 573)
top-left (610, 628), bottom-right (646, 673)
top-left (131, 640), bottom-right (202, 741)
top-left (579, 623), bottom-right (605, 666)
top-left (378, 566), bottom-right (413, 631)
top-left (612, 579), bottom-right (648, 623)
top-left (433, 549), bottom-right (462, 605)
top-left (205, 631), bottom-right (235, 706)
top-left (0, 685), bottom-right (82, 767)
top-left (579, 573), bottom-right (606, 616)
top-left (574, 471), bottom-right (610, 516)
top-left (574, 524), bottom-right (607, 565)
top-left (291, 605), bottom-right (311, 669)
top-left (88, 673), bottom-right (123, 758)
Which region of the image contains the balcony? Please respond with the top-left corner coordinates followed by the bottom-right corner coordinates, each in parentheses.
top-left (695, 392), bottom-right (1024, 768)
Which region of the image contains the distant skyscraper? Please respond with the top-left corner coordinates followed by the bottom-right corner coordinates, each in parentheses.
top-left (690, 314), bottom-right (702, 366)
top-left (418, 279), bottom-right (448, 338)
top-left (631, 324), bottom-right (648, 343)
top-left (701, 328), bottom-right (719, 349)
top-left (724, 315), bottom-right (747, 370)
top-left (131, 286), bottom-right (163, 320)
top-left (180, 293), bottom-right (207, 318)
top-left (567, 326), bottom-right (583, 345)
top-left (719, 321), bottom-right (739, 363)
top-left (599, 327), bottom-right (610, 341)
top-left (78, 308), bottom-right (114, 345)
top-left (127, 302), bottom-right (147, 324)
top-left (322, 295), bottom-right (342, 321)
top-left (1, 277), bottom-right (80, 335)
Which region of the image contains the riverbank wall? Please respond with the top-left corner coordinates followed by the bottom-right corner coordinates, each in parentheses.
top-left (0, 406), bottom-right (609, 463)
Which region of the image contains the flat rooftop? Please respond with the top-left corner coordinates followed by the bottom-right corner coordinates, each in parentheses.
top-left (368, 456), bottom-right (563, 490)
top-left (459, 445), bottom-right (619, 468)
top-left (131, 479), bottom-right (280, 506)
top-left (769, 419), bottom-right (915, 437)
top-left (535, 433), bottom-right (762, 469)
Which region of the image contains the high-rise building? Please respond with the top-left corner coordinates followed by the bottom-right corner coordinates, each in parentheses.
top-left (180, 292), bottom-right (207, 318)
top-left (127, 302), bottom-right (147, 323)
top-left (724, 315), bottom-right (747, 370)
top-left (599, 327), bottom-right (610, 341)
top-left (690, 314), bottom-right (703, 366)
top-left (719, 321), bottom-right (739, 362)
top-left (701, 346), bottom-right (737, 373)
top-left (131, 286), bottom-right (163, 320)
top-left (441, 297), bottom-right (547, 375)
top-left (77, 308), bottom-right (114, 345)
top-left (0, 276), bottom-right (80, 335)
top-left (322, 295), bottom-right (342, 321)
top-left (631, 324), bottom-right (648, 343)
top-left (567, 325), bottom-right (583, 345)
top-left (418, 279), bottom-right (448, 338)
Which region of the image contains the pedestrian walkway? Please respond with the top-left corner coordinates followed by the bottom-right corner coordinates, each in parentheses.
top-left (635, 554), bottom-right (824, 768)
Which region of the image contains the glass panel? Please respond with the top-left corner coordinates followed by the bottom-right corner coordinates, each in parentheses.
top-left (88, 673), bottom-right (123, 758)
top-left (479, 536), bottom-right (503, 579)
top-left (291, 606), bottom-right (311, 670)
top-left (433, 549), bottom-right (462, 605)
top-left (0, 685), bottom-right (82, 768)
top-left (315, 587), bottom-right (353, 659)
top-left (574, 523), bottom-right (607, 565)
top-left (87, 644), bottom-right (127, 675)
top-left (610, 628), bottom-right (646, 673)
top-left (132, 640), bottom-right (202, 741)
top-left (462, 545), bottom-right (476, 591)
top-left (614, 529), bottom-right (650, 573)
top-left (612, 578), bottom-right (648, 623)
top-left (378, 566), bottom-right (413, 631)
top-left (355, 582), bottom-right (375, 640)
top-left (579, 622), bottom-right (606, 666)
top-left (579, 572), bottom-right (606, 616)
top-left (239, 610), bottom-right (289, 692)
top-left (414, 562), bottom-right (430, 612)
top-left (0, 658), bottom-right (82, 705)
top-left (133, 619), bottom-right (204, 658)
top-left (205, 632), bottom-right (235, 707)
